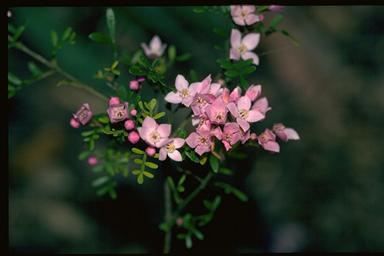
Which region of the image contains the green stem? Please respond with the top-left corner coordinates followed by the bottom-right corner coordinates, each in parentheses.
top-left (10, 35), bottom-right (108, 101)
top-left (163, 180), bottom-right (172, 254)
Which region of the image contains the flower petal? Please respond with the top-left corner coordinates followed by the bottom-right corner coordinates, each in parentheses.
top-left (186, 132), bottom-right (199, 148)
top-left (231, 29), bottom-right (242, 48)
top-left (284, 128), bottom-right (300, 140)
top-left (195, 144), bottom-right (209, 156)
top-left (252, 97), bottom-right (270, 114)
top-left (262, 141), bottom-right (280, 153)
top-left (245, 14), bottom-right (262, 26)
top-left (173, 138), bottom-right (185, 148)
top-left (246, 110), bottom-right (265, 122)
top-left (245, 84), bottom-right (261, 101)
top-left (227, 102), bottom-right (239, 117)
top-left (230, 48), bottom-right (241, 60)
top-left (175, 74), bottom-right (188, 91)
top-left (237, 117), bottom-right (250, 131)
top-left (139, 117), bottom-right (157, 140)
top-left (150, 35), bottom-right (162, 50)
top-left (168, 150), bottom-right (182, 161)
top-left (230, 5), bottom-right (241, 16)
top-left (156, 138), bottom-right (169, 148)
top-left (140, 43), bottom-right (151, 56)
top-left (241, 51), bottom-right (260, 66)
top-left (223, 141), bottom-right (232, 151)
top-left (158, 124), bottom-right (171, 138)
top-left (165, 91), bottom-right (182, 104)
top-left (242, 33), bottom-right (260, 50)
top-left (237, 96), bottom-right (251, 110)
top-left (182, 96), bottom-right (194, 107)
top-left (159, 148), bottom-right (167, 161)
top-left (232, 16), bottom-right (246, 26)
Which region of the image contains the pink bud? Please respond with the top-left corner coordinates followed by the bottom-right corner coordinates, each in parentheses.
top-left (70, 118), bottom-right (80, 128)
top-left (124, 119), bottom-right (135, 130)
top-left (87, 156), bottom-right (98, 166)
top-left (250, 133), bottom-right (257, 141)
top-left (129, 80), bottom-right (140, 91)
top-left (259, 14), bottom-right (265, 21)
top-left (128, 131), bottom-right (140, 144)
top-left (130, 108), bottom-right (137, 116)
top-left (269, 5), bottom-right (284, 12)
top-left (109, 97), bottom-right (120, 105)
top-left (145, 146), bottom-right (156, 157)
top-left (176, 217), bottom-right (183, 226)
top-left (137, 77), bottom-right (146, 83)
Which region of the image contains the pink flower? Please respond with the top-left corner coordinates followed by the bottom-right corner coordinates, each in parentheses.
top-left (73, 103), bottom-right (93, 125)
top-left (221, 86), bottom-right (242, 104)
top-left (230, 5), bottom-right (264, 26)
top-left (70, 118), bottom-right (80, 129)
top-left (213, 123), bottom-right (242, 151)
top-left (109, 97), bottom-right (120, 105)
top-left (129, 80), bottom-right (140, 91)
top-left (269, 5), bottom-right (284, 12)
top-left (192, 114), bottom-right (212, 132)
top-left (141, 35), bottom-right (167, 59)
top-left (191, 93), bottom-right (215, 116)
top-left (272, 123), bottom-right (300, 141)
top-left (230, 29), bottom-right (260, 65)
top-left (130, 108), bottom-right (137, 116)
top-left (245, 84), bottom-right (261, 102)
top-left (128, 131), bottom-right (140, 144)
top-left (124, 119), bottom-right (135, 130)
top-left (159, 138), bottom-right (185, 162)
top-left (88, 156), bottom-right (98, 166)
top-left (258, 129), bottom-right (280, 152)
top-left (165, 74), bottom-right (197, 107)
top-left (241, 129), bottom-right (250, 144)
top-left (145, 146), bottom-right (156, 157)
top-left (250, 132), bottom-right (257, 141)
top-left (137, 117), bottom-right (171, 148)
top-left (227, 96), bottom-right (265, 131)
top-left (186, 130), bottom-right (212, 156)
top-left (206, 97), bottom-right (228, 125)
top-left (107, 102), bottom-right (129, 123)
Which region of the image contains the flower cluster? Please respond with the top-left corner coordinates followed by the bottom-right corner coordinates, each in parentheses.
top-left (165, 74), bottom-right (299, 156)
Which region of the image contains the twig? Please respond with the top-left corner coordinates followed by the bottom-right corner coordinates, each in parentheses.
top-left (163, 180), bottom-right (172, 254)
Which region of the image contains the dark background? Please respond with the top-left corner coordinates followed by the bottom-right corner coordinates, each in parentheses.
top-left (8, 6), bottom-right (384, 252)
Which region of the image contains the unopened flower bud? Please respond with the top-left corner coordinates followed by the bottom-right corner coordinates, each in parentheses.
top-left (130, 108), bottom-right (137, 116)
top-left (145, 147), bottom-right (156, 157)
top-left (176, 217), bottom-right (183, 226)
top-left (124, 119), bottom-right (135, 131)
top-left (129, 80), bottom-right (140, 91)
top-left (70, 118), bottom-right (80, 128)
top-left (137, 77), bottom-right (146, 83)
top-left (87, 156), bottom-right (98, 166)
top-left (109, 97), bottom-right (120, 105)
top-left (250, 133), bottom-right (257, 141)
top-left (128, 131), bottom-right (140, 144)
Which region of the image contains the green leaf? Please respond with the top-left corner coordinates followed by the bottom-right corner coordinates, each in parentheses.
top-left (132, 147), bottom-right (145, 155)
top-left (92, 165), bottom-right (104, 173)
top-left (89, 32), bottom-right (111, 44)
top-left (62, 27), bottom-right (72, 41)
top-left (175, 53), bottom-right (191, 62)
top-left (129, 65), bottom-right (146, 76)
top-left (28, 62), bottom-right (42, 77)
top-left (219, 167), bottom-right (233, 175)
top-left (168, 45), bottom-right (176, 62)
top-left (185, 150), bottom-right (200, 163)
top-left (78, 151), bottom-right (91, 160)
top-left (270, 14), bottom-right (284, 29)
top-left (240, 65), bottom-right (256, 75)
top-left (178, 175), bottom-right (186, 186)
top-left (81, 130), bottom-right (95, 137)
top-left (8, 73), bottom-right (22, 86)
top-left (97, 115), bottom-right (110, 124)
top-left (256, 5), bottom-right (269, 12)
top-left (143, 171), bottom-right (154, 178)
top-left (186, 235), bottom-right (193, 249)
top-left (145, 161), bottom-right (158, 169)
top-left (134, 158), bottom-right (143, 164)
top-left (148, 98), bottom-right (157, 110)
top-left (132, 169), bottom-right (141, 175)
top-left (193, 229), bottom-right (204, 240)
top-left (193, 7), bottom-right (206, 13)
top-left (51, 30), bottom-right (58, 47)
top-left (209, 155), bottom-right (220, 173)
top-left (199, 156), bottom-right (208, 165)
top-left (280, 29), bottom-right (300, 46)
top-left (106, 8), bottom-right (116, 43)
top-left (13, 25), bottom-right (25, 41)
top-left (153, 112), bottom-right (166, 120)
top-left (224, 70), bottom-right (239, 78)
top-left (215, 182), bottom-right (249, 202)
top-left (137, 173), bottom-right (144, 184)
top-left (92, 176), bottom-right (109, 187)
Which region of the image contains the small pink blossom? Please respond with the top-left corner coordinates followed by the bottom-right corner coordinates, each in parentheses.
top-left (73, 103), bottom-right (93, 125)
top-left (107, 102), bottom-right (129, 123)
top-left (272, 123), bottom-right (300, 141)
top-left (269, 5), bottom-right (284, 12)
top-left (245, 84), bottom-right (262, 102)
top-left (186, 129), bottom-right (212, 156)
top-left (176, 217), bottom-right (184, 226)
top-left (109, 97), bottom-right (120, 105)
top-left (230, 29), bottom-right (260, 65)
top-left (137, 77), bottom-right (146, 82)
top-left (213, 123), bottom-right (242, 151)
top-left (165, 74), bottom-right (198, 107)
top-left (206, 97), bottom-right (228, 125)
top-left (129, 80), bottom-right (140, 91)
top-left (227, 96), bottom-right (265, 131)
top-left (191, 93), bottom-right (215, 116)
top-left (128, 131), bottom-right (140, 144)
top-left (141, 35), bottom-right (167, 59)
top-left (145, 146), bottom-right (157, 157)
top-left (70, 118), bottom-right (80, 129)
top-left (241, 129), bottom-right (251, 144)
top-left (192, 114), bottom-right (212, 132)
top-left (88, 156), bottom-right (98, 166)
top-left (159, 138), bottom-right (185, 162)
top-left (250, 133), bottom-right (257, 141)
top-left (222, 86), bottom-right (242, 104)
top-left (130, 108), bottom-right (137, 116)
top-left (230, 5), bottom-right (264, 26)
top-left (137, 117), bottom-right (171, 148)
top-left (258, 129), bottom-right (280, 152)
top-left (124, 119), bottom-right (135, 130)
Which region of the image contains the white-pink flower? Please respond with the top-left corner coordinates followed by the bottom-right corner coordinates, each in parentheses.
top-left (272, 123), bottom-right (300, 141)
top-left (141, 35), bottom-right (167, 59)
top-left (227, 96), bottom-right (265, 131)
top-left (165, 74), bottom-right (197, 107)
top-left (159, 138), bottom-right (185, 162)
top-left (137, 117), bottom-right (171, 148)
top-left (230, 5), bottom-right (264, 26)
top-left (229, 29), bottom-right (260, 66)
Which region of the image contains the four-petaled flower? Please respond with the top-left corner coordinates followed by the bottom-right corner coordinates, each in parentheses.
top-left (230, 29), bottom-right (261, 66)
top-left (165, 74), bottom-right (197, 107)
top-left (272, 123), bottom-right (300, 141)
top-left (107, 102), bottom-right (129, 123)
top-left (159, 138), bottom-right (185, 162)
top-left (73, 103), bottom-right (93, 125)
top-left (186, 129), bottom-right (213, 156)
top-left (141, 35), bottom-right (167, 59)
top-left (227, 96), bottom-right (265, 131)
top-left (258, 129), bottom-right (280, 152)
top-left (230, 5), bottom-right (264, 26)
top-left (138, 117), bottom-right (171, 148)
top-left (213, 123), bottom-right (242, 151)
top-left (206, 98), bottom-right (228, 125)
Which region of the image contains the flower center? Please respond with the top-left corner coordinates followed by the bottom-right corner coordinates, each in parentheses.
top-left (165, 143), bottom-right (176, 153)
top-left (238, 43), bottom-right (247, 54)
top-left (215, 112), bottom-right (225, 122)
top-left (199, 135), bottom-right (209, 145)
top-left (259, 133), bottom-right (268, 143)
top-left (224, 133), bottom-right (232, 142)
top-left (150, 131), bottom-right (161, 143)
top-left (196, 96), bottom-right (207, 106)
top-left (239, 109), bottom-right (249, 119)
top-left (241, 10), bottom-right (248, 17)
top-left (179, 88), bottom-right (189, 98)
